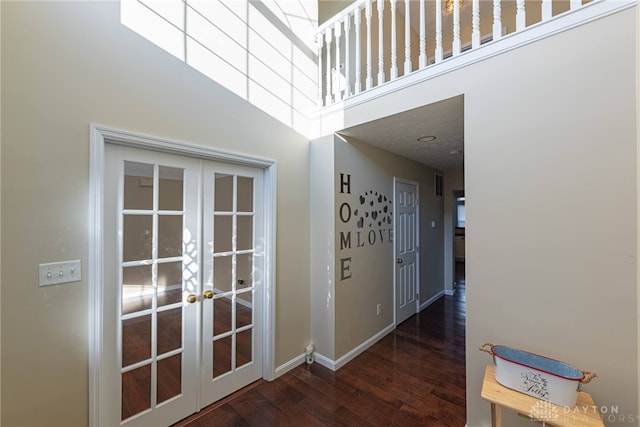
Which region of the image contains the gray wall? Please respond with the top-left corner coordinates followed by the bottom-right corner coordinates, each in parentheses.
top-left (309, 134), bottom-right (444, 362)
top-left (1, 2), bottom-right (311, 425)
top-left (310, 134), bottom-right (336, 359)
top-left (465, 8), bottom-right (637, 423)
top-left (334, 136), bottom-right (444, 358)
top-left (1, 1), bottom-right (637, 426)
top-left (334, 7), bottom-right (637, 426)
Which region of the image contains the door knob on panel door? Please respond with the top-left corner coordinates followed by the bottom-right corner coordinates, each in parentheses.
top-left (396, 258), bottom-right (403, 264)
top-left (186, 294), bottom-right (197, 304)
top-left (203, 290), bottom-right (214, 299)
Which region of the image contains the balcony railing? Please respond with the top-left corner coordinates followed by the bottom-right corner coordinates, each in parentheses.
top-left (315, 0), bottom-right (617, 108)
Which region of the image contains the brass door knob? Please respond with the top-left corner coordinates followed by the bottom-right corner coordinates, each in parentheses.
top-left (186, 294), bottom-right (197, 304)
top-left (203, 290), bottom-right (214, 299)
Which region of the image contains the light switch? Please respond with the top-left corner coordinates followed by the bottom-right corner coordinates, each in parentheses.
top-left (431, 220), bottom-right (436, 228)
top-left (39, 260), bottom-right (82, 286)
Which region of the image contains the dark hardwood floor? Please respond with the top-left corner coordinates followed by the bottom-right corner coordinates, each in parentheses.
top-left (175, 279), bottom-right (467, 427)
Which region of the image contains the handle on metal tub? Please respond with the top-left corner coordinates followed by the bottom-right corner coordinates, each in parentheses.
top-left (478, 342), bottom-right (494, 354)
top-left (577, 370), bottom-right (597, 392)
top-left (581, 371), bottom-right (597, 384)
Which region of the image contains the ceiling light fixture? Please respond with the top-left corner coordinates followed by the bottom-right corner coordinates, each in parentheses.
top-left (417, 135), bottom-right (436, 142)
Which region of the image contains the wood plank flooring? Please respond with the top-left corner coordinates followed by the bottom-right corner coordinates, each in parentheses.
top-left (174, 282), bottom-right (466, 427)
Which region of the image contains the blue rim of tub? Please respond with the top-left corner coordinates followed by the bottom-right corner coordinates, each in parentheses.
top-left (491, 345), bottom-right (584, 381)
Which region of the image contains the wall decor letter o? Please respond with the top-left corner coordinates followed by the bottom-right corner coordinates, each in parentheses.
top-left (339, 202), bottom-right (351, 223)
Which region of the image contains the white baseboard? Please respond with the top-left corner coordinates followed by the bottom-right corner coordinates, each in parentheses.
top-left (273, 354), bottom-right (305, 379)
top-left (312, 323), bottom-right (396, 371)
top-left (444, 289), bottom-right (454, 296)
top-left (314, 352), bottom-right (336, 371)
top-left (419, 290), bottom-right (444, 311)
top-left (334, 323), bottom-right (395, 370)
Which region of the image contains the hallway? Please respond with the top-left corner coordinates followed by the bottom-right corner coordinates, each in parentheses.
top-left (175, 286), bottom-right (466, 426)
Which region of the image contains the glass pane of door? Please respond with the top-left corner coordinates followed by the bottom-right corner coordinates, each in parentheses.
top-left (120, 162), bottom-right (187, 421)
top-left (203, 169), bottom-right (261, 401)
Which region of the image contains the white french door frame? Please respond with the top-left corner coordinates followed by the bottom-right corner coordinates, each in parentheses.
top-left (88, 124), bottom-right (277, 427)
top-left (392, 177), bottom-right (420, 326)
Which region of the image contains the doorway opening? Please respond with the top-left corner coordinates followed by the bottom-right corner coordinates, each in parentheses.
top-left (454, 190), bottom-right (465, 292)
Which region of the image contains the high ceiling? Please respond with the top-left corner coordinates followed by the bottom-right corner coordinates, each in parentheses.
top-left (337, 95), bottom-right (464, 172)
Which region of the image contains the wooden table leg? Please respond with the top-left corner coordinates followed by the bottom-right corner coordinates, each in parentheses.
top-left (490, 402), bottom-right (503, 427)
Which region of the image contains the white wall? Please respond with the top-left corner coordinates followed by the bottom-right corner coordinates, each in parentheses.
top-left (333, 7), bottom-right (637, 426)
top-left (1, 2), bottom-right (311, 426)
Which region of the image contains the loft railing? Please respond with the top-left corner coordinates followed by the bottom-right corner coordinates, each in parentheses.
top-left (315, 0), bottom-right (591, 107)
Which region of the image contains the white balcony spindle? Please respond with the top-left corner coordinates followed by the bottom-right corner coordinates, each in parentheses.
top-left (365, 0), bottom-right (373, 90)
top-left (390, 0), bottom-right (398, 80)
top-left (404, 0), bottom-right (412, 74)
top-left (453, 0), bottom-right (461, 55)
top-left (377, 0), bottom-right (385, 85)
top-left (541, 0), bottom-right (552, 20)
top-left (354, 10), bottom-right (362, 94)
top-left (325, 29), bottom-right (333, 105)
top-left (317, 34), bottom-right (324, 107)
top-left (493, 0), bottom-right (502, 41)
top-left (472, 0), bottom-right (480, 48)
top-left (344, 15), bottom-right (351, 98)
top-left (334, 22), bottom-right (342, 102)
top-left (315, 0), bottom-right (590, 105)
top-left (435, 0), bottom-right (443, 62)
top-left (419, 0), bottom-right (426, 68)
top-left (516, 0), bottom-right (526, 31)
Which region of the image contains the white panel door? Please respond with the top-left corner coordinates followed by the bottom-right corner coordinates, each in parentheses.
top-left (102, 143), bottom-right (264, 426)
top-left (394, 179), bottom-right (419, 325)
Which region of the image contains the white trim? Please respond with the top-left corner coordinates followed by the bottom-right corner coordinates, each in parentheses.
top-left (419, 290), bottom-right (445, 312)
top-left (445, 289), bottom-right (455, 296)
top-left (91, 125), bottom-right (275, 168)
top-left (313, 323), bottom-right (395, 371)
top-left (262, 162), bottom-right (277, 381)
top-left (274, 354), bottom-right (306, 378)
top-left (313, 0), bottom-right (636, 116)
top-left (314, 352), bottom-right (337, 371)
top-left (88, 124), bottom-right (277, 425)
top-left (88, 126), bottom-right (106, 427)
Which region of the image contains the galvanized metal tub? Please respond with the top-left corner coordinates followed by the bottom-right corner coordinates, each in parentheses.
top-left (479, 342), bottom-right (596, 407)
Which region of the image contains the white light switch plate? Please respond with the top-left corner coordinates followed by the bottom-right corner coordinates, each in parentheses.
top-left (39, 260), bottom-right (82, 286)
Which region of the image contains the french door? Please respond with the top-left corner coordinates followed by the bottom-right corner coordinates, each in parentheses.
top-left (100, 142), bottom-right (264, 426)
top-left (394, 178), bottom-right (420, 325)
